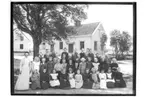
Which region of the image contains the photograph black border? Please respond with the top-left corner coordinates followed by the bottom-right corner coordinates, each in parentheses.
top-left (10, 1), bottom-right (137, 96)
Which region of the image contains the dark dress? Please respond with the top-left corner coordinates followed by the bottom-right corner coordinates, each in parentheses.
top-left (87, 53), bottom-right (94, 62)
top-left (80, 52), bottom-right (86, 59)
top-left (30, 73), bottom-right (41, 90)
top-left (86, 61), bottom-right (93, 71)
top-left (44, 54), bottom-right (50, 63)
top-left (72, 52), bottom-right (79, 63)
top-left (47, 61), bottom-right (54, 75)
top-left (39, 63), bottom-right (49, 89)
top-left (113, 71), bottom-right (126, 88)
top-left (99, 61), bottom-right (109, 72)
top-left (67, 64), bottom-right (75, 73)
top-left (110, 63), bottom-right (118, 72)
top-left (82, 73), bottom-right (93, 89)
top-left (59, 73), bottom-right (70, 89)
top-left (61, 52), bottom-right (69, 60)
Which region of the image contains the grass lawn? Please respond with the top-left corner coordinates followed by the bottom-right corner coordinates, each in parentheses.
top-left (14, 81), bottom-right (133, 94)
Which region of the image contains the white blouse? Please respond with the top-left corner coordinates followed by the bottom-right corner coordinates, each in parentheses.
top-left (33, 61), bottom-right (40, 71)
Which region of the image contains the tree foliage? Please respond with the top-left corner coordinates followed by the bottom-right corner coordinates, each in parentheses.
top-left (110, 30), bottom-right (132, 59)
top-left (100, 32), bottom-right (108, 52)
top-left (13, 4), bottom-right (88, 56)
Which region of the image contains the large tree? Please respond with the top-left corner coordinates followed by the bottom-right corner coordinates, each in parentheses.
top-left (110, 30), bottom-right (132, 59)
top-left (119, 31), bottom-right (132, 57)
top-left (13, 4), bottom-right (88, 57)
top-left (110, 30), bottom-right (121, 58)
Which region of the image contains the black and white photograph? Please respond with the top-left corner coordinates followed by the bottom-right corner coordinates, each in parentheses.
top-left (11, 2), bottom-right (136, 95)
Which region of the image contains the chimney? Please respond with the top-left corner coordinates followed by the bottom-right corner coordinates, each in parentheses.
top-left (75, 20), bottom-right (81, 26)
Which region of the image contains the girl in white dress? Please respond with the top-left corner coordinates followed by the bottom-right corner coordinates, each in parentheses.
top-left (98, 69), bottom-right (107, 89)
top-left (75, 69), bottom-right (83, 89)
top-left (49, 69), bottom-right (60, 88)
top-left (92, 58), bottom-right (100, 71)
top-left (15, 52), bottom-right (31, 90)
top-left (68, 68), bottom-right (75, 88)
top-left (32, 56), bottom-right (40, 72)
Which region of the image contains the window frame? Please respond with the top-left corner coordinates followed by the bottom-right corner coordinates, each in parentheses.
top-left (20, 44), bottom-right (24, 49)
top-left (80, 41), bottom-right (85, 50)
top-left (59, 41), bottom-right (63, 49)
top-left (94, 41), bottom-right (97, 51)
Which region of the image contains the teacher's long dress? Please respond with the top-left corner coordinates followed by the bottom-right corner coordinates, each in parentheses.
top-left (15, 57), bottom-right (31, 90)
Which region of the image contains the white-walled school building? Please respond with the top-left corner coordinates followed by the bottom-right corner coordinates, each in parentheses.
top-left (39, 22), bottom-right (106, 55)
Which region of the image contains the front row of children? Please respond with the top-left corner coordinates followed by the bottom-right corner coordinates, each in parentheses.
top-left (30, 66), bottom-right (126, 90)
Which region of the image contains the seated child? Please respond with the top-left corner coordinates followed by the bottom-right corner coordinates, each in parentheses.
top-left (30, 70), bottom-right (41, 90)
top-left (91, 68), bottom-right (100, 89)
top-left (106, 68), bottom-right (115, 88)
top-left (68, 68), bottom-right (75, 88)
top-left (82, 69), bottom-right (93, 89)
top-left (114, 68), bottom-right (126, 88)
top-left (49, 69), bottom-right (60, 88)
top-left (98, 69), bottom-right (107, 89)
top-left (75, 69), bottom-right (83, 89)
top-left (92, 58), bottom-right (100, 71)
top-left (39, 58), bottom-right (49, 89)
top-left (59, 69), bottom-right (70, 89)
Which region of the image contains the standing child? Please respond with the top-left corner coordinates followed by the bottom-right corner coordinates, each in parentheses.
top-left (106, 68), bottom-right (115, 88)
top-left (98, 69), bottom-right (107, 89)
top-left (39, 58), bottom-right (49, 89)
top-left (75, 69), bottom-right (83, 89)
top-left (67, 59), bottom-right (75, 73)
top-left (30, 70), bottom-right (41, 90)
top-left (86, 57), bottom-right (93, 71)
top-left (49, 69), bottom-right (60, 88)
top-left (47, 55), bottom-right (54, 75)
top-left (91, 68), bottom-right (100, 89)
top-left (92, 58), bottom-right (100, 72)
top-left (54, 58), bottom-right (63, 75)
top-left (68, 68), bottom-right (75, 88)
top-left (74, 60), bottom-right (79, 73)
top-left (79, 57), bottom-right (87, 74)
top-left (61, 59), bottom-right (68, 72)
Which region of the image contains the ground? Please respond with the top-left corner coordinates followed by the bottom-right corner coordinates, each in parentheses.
top-left (14, 56), bottom-right (133, 94)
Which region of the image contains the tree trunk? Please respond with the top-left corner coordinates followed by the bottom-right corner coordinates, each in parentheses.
top-left (33, 38), bottom-right (41, 58)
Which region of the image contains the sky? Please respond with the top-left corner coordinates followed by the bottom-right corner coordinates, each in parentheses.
top-left (23, 4), bottom-right (133, 49)
top-left (82, 5), bottom-right (133, 49)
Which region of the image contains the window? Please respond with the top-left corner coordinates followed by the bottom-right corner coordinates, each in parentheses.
top-left (20, 35), bottom-right (24, 41)
top-left (94, 41), bottom-right (97, 51)
top-left (20, 44), bottom-right (23, 49)
top-left (80, 41), bottom-right (84, 50)
top-left (59, 42), bottom-right (63, 49)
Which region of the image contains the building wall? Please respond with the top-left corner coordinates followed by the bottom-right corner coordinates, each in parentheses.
top-left (91, 23), bottom-right (106, 55)
top-left (39, 36), bottom-right (91, 55)
top-left (14, 39), bottom-right (32, 52)
top-left (39, 23), bottom-right (106, 55)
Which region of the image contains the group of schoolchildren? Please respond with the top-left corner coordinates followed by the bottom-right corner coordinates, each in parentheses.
top-left (30, 48), bottom-right (126, 90)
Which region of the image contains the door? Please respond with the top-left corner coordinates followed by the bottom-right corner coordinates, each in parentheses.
top-left (68, 44), bottom-right (73, 53)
